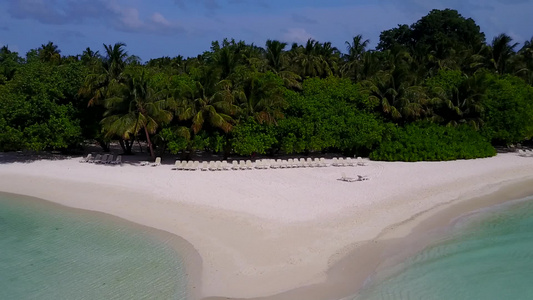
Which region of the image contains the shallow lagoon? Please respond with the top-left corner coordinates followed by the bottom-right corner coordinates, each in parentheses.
top-left (0, 192), bottom-right (190, 300)
top-left (351, 196), bottom-right (533, 300)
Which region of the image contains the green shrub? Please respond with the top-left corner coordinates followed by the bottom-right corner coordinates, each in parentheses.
top-left (370, 122), bottom-right (496, 161)
top-left (231, 119), bottom-right (277, 156)
top-left (481, 74), bottom-right (533, 145)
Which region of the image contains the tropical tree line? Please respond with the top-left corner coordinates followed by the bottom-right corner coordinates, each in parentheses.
top-left (1, 9), bottom-right (533, 161)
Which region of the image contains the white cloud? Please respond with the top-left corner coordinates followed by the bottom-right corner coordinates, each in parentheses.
top-left (105, 2), bottom-right (143, 30)
top-left (150, 13), bottom-right (172, 27)
top-left (99, 2), bottom-right (183, 35)
top-left (282, 28), bottom-right (314, 44)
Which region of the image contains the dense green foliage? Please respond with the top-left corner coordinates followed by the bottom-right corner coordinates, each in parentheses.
top-left (0, 60), bottom-right (83, 151)
top-left (481, 74), bottom-right (533, 144)
top-left (231, 118), bottom-right (277, 156)
top-left (370, 123), bottom-right (496, 161)
top-left (2, 9), bottom-right (533, 161)
top-left (278, 77), bottom-right (385, 155)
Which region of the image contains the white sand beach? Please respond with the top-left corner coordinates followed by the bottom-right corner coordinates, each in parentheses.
top-left (1, 153), bottom-right (533, 299)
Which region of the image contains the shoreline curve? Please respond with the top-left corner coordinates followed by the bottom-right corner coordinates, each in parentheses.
top-left (1, 153), bottom-right (532, 299)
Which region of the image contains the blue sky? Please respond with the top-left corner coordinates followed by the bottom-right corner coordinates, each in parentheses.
top-left (1, 0), bottom-right (532, 62)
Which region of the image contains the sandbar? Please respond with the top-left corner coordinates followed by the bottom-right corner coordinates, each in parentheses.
top-left (1, 152), bottom-right (532, 299)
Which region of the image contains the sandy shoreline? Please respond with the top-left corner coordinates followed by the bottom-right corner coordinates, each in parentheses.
top-left (1, 153), bottom-right (533, 299)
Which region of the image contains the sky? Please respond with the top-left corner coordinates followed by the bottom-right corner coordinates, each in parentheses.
top-left (1, 0), bottom-right (532, 62)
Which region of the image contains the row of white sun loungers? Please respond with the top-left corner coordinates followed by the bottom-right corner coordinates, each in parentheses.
top-left (80, 154), bottom-right (367, 169)
top-left (79, 153), bottom-right (122, 165)
top-left (332, 157), bottom-right (367, 167)
top-left (171, 157), bottom-right (368, 171)
top-left (518, 149), bottom-right (533, 157)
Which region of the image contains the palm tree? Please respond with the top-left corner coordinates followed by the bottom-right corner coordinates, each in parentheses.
top-left (341, 35), bottom-right (370, 82)
top-left (38, 42), bottom-right (61, 64)
top-left (488, 34), bottom-right (518, 74)
top-left (319, 41), bottom-right (341, 76)
top-left (101, 70), bottom-right (173, 159)
top-left (430, 72), bottom-right (486, 129)
top-left (233, 70), bottom-right (288, 125)
top-left (80, 47), bottom-right (101, 67)
top-left (264, 40), bottom-right (301, 89)
top-left (80, 43), bottom-right (130, 107)
top-left (363, 49), bottom-right (433, 122)
top-left (175, 80), bottom-right (237, 134)
top-left (265, 40), bottom-right (287, 73)
top-left (103, 42), bottom-right (129, 81)
top-left (0, 46), bottom-right (22, 82)
top-left (516, 37), bottom-right (533, 84)
top-left (289, 39), bottom-right (332, 78)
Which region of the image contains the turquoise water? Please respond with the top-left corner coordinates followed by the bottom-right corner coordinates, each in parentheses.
top-left (351, 196), bottom-right (533, 300)
top-left (0, 192), bottom-right (190, 299)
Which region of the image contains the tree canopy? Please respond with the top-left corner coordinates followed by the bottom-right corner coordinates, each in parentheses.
top-left (1, 8), bottom-right (532, 161)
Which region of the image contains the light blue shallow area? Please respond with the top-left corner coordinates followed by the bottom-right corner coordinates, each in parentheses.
top-left (0, 193), bottom-right (189, 300)
top-left (350, 196), bottom-right (533, 300)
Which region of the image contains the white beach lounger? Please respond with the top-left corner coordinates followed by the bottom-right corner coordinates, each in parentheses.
top-left (299, 158), bottom-right (307, 167)
top-left (270, 159), bottom-right (279, 169)
top-left (357, 157), bottom-right (368, 166)
top-left (319, 158), bottom-right (327, 167)
top-left (231, 161), bottom-right (239, 170)
top-left (186, 161), bottom-right (195, 171)
top-left (190, 161), bottom-right (199, 171)
top-left (152, 157), bottom-right (161, 166)
top-left (201, 161), bottom-right (209, 171)
top-left (293, 159), bottom-right (300, 168)
top-left (346, 157), bottom-right (355, 167)
top-left (337, 157), bottom-right (346, 167)
top-left (286, 158), bottom-right (293, 168)
top-left (307, 158), bottom-right (320, 168)
top-left (280, 160), bottom-right (288, 168)
top-left (306, 158), bottom-right (314, 167)
top-left (331, 157), bottom-right (338, 166)
top-left (262, 159), bottom-right (270, 169)
top-left (338, 172), bottom-right (358, 182)
top-left (106, 154), bottom-right (115, 164)
top-left (358, 175), bottom-right (370, 181)
top-left (246, 160), bottom-right (253, 170)
top-left (257, 159), bottom-right (264, 169)
top-left (311, 158), bottom-right (319, 167)
top-left (173, 160), bottom-right (182, 170)
top-left (264, 159), bottom-right (272, 169)
top-left (111, 155), bottom-right (122, 165)
top-left (96, 154), bottom-right (106, 164)
top-left (91, 154), bottom-right (101, 163)
top-left (100, 154), bottom-right (109, 164)
top-left (221, 161), bottom-right (230, 170)
top-left (289, 158), bottom-right (299, 168)
top-left (271, 159), bottom-right (279, 169)
top-left (239, 160), bottom-right (247, 170)
top-left (79, 154), bottom-right (93, 163)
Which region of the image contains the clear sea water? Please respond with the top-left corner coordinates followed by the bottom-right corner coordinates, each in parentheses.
top-left (0, 192), bottom-right (190, 300)
top-left (350, 196), bottom-right (533, 300)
